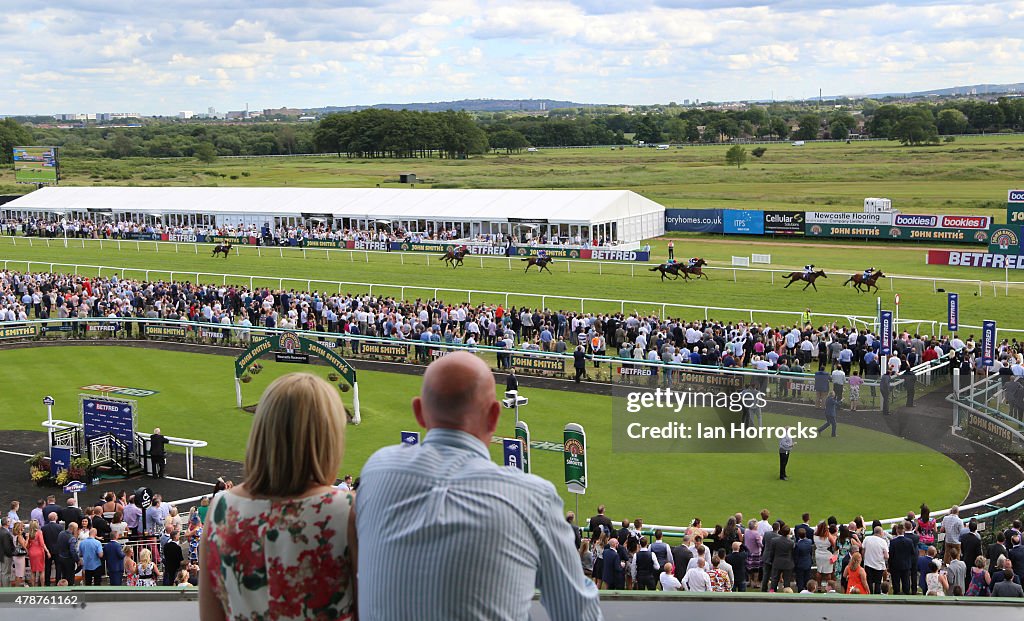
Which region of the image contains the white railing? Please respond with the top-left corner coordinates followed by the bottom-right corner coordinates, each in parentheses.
top-left (0, 234), bottom-right (990, 293)
top-left (41, 419), bottom-right (208, 480)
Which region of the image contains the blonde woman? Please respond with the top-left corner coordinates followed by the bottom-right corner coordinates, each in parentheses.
top-left (12, 521), bottom-right (28, 586)
top-left (136, 547), bottom-right (160, 587)
top-left (27, 520), bottom-right (48, 587)
top-left (200, 373), bottom-right (355, 621)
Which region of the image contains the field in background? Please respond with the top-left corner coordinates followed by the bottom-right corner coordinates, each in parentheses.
top-left (0, 346), bottom-right (968, 525)
top-left (0, 236), bottom-right (1016, 331)
top-left (1, 134), bottom-right (1022, 217)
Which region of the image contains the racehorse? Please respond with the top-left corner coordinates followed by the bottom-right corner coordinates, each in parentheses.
top-left (783, 269), bottom-right (827, 291)
top-left (522, 256), bottom-right (554, 274)
top-left (679, 257), bottom-right (709, 281)
top-left (211, 242), bottom-right (232, 258)
top-left (843, 270), bottom-right (886, 293)
top-left (649, 262), bottom-right (684, 281)
top-left (440, 246), bottom-right (471, 268)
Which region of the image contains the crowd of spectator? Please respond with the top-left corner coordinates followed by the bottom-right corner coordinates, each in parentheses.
top-left (578, 504), bottom-right (1024, 597)
top-left (3, 269), bottom-right (1022, 386)
top-left (0, 488), bottom-right (219, 588)
top-left (1, 217), bottom-right (624, 248)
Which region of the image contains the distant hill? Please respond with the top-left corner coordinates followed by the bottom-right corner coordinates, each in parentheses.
top-left (840, 83), bottom-right (1024, 100)
top-left (311, 98), bottom-right (598, 114)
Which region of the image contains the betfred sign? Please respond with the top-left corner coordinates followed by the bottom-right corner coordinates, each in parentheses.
top-left (927, 249), bottom-right (1024, 269)
top-left (1008, 190), bottom-right (1024, 203)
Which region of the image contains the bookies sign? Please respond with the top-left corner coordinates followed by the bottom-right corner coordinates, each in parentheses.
top-left (893, 214), bottom-right (991, 230)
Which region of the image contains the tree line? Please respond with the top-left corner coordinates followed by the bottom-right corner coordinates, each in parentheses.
top-left (3, 97), bottom-right (1024, 163)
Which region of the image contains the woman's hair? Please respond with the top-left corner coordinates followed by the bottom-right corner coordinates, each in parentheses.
top-left (139, 548), bottom-right (152, 564)
top-left (244, 373), bottom-right (347, 497)
top-left (975, 556), bottom-right (986, 568)
top-left (113, 510), bottom-right (123, 523)
top-left (815, 521), bottom-right (829, 539)
top-left (12, 521), bottom-right (23, 536)
top-left (920, 503), bottom-right (930, 521)
top-left (849, 552), bottom-right (862, 570)
top-left (28, 520), bottom-right (39, 540)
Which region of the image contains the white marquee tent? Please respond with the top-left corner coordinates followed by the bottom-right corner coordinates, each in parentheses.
top-left (2, 186), bottom-right (665, 243)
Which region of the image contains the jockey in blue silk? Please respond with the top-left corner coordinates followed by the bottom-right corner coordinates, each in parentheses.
top-left (537, 249), bottom-right (547, 259)
top-left (862, 266), bottom-right (875, 280)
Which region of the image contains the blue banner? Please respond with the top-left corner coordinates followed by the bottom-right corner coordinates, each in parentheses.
top-left (723, 209), bottom-right (765, 235)
top-left (982, 320), bottom-right (997, 366)
top-left (81, 396), bottom-right (137, 451)
top-left (879, 310), bottom-right (893, 356)
top-left (503, 438), bottom-right (524, 470)
top-left (400, 430), bottom-right (420, 446)
top-left (664, 209), bottom-right (724, 233)
top-left (947, 293), bottom-right (959, 332)
top-left (50, 446), bottom-right (71, 478)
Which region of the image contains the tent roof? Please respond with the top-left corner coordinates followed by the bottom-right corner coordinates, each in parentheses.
top-left (6, 187), bottom-right (664, 224)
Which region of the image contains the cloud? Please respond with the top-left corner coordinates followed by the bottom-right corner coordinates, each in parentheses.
top-left (3, 1), bottom-right (1024, 114)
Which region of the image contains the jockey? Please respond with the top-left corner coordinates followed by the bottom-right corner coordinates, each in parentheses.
top-left (537, 249), bottom-right (548, 260)
top-left (803, 264), bottom-right (815, 277)
top-left (688, 257), bottom-right (699, 267)
top-left (862, 266), bottom-right (875, 280)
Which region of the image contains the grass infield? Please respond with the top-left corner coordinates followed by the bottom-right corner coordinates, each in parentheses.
top-left (0, 346), bottom-right (968, 526)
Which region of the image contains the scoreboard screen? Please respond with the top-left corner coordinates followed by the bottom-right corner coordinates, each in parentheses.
top-left (13, 146), bottom-right (59, 184)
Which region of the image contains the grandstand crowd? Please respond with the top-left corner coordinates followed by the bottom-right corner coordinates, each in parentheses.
top-left (1, 216), bottom-right (622, 248)
top-left (2, 269), bottom-right (1022, 386)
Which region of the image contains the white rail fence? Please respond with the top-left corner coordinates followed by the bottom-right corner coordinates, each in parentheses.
top-left (0, 234), bottom-right (997, 294)
top-left (0, 257), bottom-right (998, 337)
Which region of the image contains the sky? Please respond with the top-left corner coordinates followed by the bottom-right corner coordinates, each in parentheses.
top-left (4, 0), bottom-right (1023, 115)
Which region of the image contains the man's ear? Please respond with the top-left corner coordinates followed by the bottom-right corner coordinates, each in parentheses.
top-left (485, 400), bottom-right (500, 436)
top-left (412, 397), bottom-right (427, 429)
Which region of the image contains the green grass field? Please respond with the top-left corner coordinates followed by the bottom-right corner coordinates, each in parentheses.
top-left (0, 234), bottom-right (1018, 333)
top-left (0, 346), bottom-right (967, 526)
top-left (2, 134), bottom-right (1023, 217)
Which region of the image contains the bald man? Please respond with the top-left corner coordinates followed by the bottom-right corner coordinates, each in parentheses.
top-left (356, 352), bottom-right (601, 621)
top-left (150, 427), bottom-right (168, 478)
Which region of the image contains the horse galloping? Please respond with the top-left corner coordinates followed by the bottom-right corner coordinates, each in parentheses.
top-left (843, 270), bottom-right (886, 293)
top-left (211, 242), bottom-right (233, 258)
top-left (783, 269), bottom-right (827, 291)
top-left (649, 262), bottom-right (684, 281)
top-left (522, 256), bottom-right (554, 274)
top-left (680, 258), bottom-right (709, 281)
top-left (440, 246), bottom-right (471, 269)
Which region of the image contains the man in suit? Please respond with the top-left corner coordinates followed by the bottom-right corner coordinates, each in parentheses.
top-left (505, 368), bottom-right (518, 392)
top-left (55, 523), bottom-right (80, 587)
top-left (42, 512), bottom-right (63, 585)
top-left (993, 558), bottom-right (1023, 586)
top-left (103, 536), bottom-right (126, 586)
top-left (41, 495), bottom-right (62, 525)
top-left (671, 537), bottom-right (693, 581)
top-left (573, 345), bottom-right (587, 383)
top-left (769, 526), bottom-right (795, 592)
top-left (818, 392), bottom-right (839, 437)
top-left (0, 517), bottom-right (14, 587)
top-left (794, 528), bottom-right (814, 593)
top-left (62, 498), bottom-right (84, 529)
top-left (1009, 535), bottom-right (1024, 578)
top-left (902, 367), bottom-right (917, 407)
top-left (993, 568), bottom-right (1024, 597)
top-left (601, 538), bottom-right (625, 589)
top-left (150, 427), bottom-right (169, 478)
top-left (587, 505), bottom-right (613, 543)
top-left (960, 519), bottom-right (983, 575)
top-left (903, 520), bottom-right (921, 594)
top-left (162, 527), bottom-right (184, 586)
top-left (888, 523), bottom-right (916, 595)
top-left (880, 370), bottom-right (892, 416)
top-left (761, 521), bottom-right (780, 592)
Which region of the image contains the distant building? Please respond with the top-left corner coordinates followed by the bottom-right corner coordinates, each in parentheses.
top-left (263, 107), bottom-right (303, 117)
top-left (97, 112), bottom-right (141, 121)
top-left (178, 111), bottom-right (194, 119)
